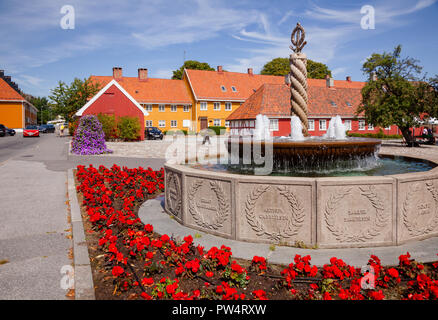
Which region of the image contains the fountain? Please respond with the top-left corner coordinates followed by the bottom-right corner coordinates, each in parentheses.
top-left (164, 23), bottom-right (438, 249)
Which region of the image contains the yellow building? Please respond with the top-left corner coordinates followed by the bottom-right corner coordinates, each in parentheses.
top-left (0, 77), bottom-right (37, 129)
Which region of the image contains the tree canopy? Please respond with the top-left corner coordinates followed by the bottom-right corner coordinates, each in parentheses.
top-left (172, 60), bottom-right (215, 80)
top-left (260, 57), bottom-right (332, 79)
top-left (29, 96), bottom-right (53, 124)
top-left (357, 45), bottom-right (438, 146)
top-left (49, 78), bottom-right (101, 122)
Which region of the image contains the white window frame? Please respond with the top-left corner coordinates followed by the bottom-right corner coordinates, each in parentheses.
top-left (145, 104), bottom-right (153, 112)
top-left (183, 105), bottom-right (190, 112)
top-left (368, 123), bottom-right (374, 130)
top-left (170, 120), bottom-right (177, 128)
top-left (145, 120), bottom-right (153, 127)
top-left (213, 119), bottom-right (221, 126)
top-left (231, 86), bottom-right (237, 92)
top-left (220, 85), bottom-right (226, 92)
top-left (158, 120), bottom-right (165, 128)
top-left (359, 120), bottom-right (366, 130)
top-left (158, 104), bottom-right (165, 112)
top-left (200, 102), bottom-right (207, 111)
top-left (319, 119), bottom-right (327, 131)
top-left (182, 119), bottom-right (191, 128)
top-left (385, 125), bottom-right (392, 130)
top-left (308, 119), bottom-right (315, 131)
top-left (213, 102), bottom-right (221, 111)
top-left (269, 119), bottom-right (279, 131)
top-left (344, 120), bottom-right (352, 131)
top-left (225, 120), bottom-right (230, 128)
top-left (225, 102), bottom-right (232, 111)
top-left (170, 105), bottom-right (177, 112)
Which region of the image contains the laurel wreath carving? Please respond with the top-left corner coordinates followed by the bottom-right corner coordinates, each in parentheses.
top-left (188, 179), bottom-right (230, 230)
top-left (244, 185), bottom-right (305, 241)
top-left (166, 171), bottom-right (181, 217)
top-left (324, 186), bottom-right (388, 243)
top-left (402, 181), bottom-right (438, 237)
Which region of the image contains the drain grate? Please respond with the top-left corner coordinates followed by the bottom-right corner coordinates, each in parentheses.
top-left (21, 155), bottom-right (34, 158)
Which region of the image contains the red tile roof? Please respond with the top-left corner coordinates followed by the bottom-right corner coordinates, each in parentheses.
top-left (185, 69), bottom-right (366, 101)
top-left (226, 83), bottom-right (364, 120)
top-left (0, 78), bottom-right (25, 101)
top-left (89, 76), bottom-right (192, 104)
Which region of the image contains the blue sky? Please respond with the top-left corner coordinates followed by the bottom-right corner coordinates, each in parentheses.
top-left (1, 0), bottom-right (437, 97)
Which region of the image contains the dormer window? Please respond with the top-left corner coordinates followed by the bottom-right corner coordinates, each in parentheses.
top-left (231, 86), bottom-right (237, 92)
top-left (346, 101), bottom-right (352, 107)
top-left (221, 85), bottom-right (226, 92)
top-left (330, 101), bottom-right (337, 107)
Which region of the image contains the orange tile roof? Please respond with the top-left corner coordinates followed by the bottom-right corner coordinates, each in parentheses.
top-left (89, 76), bottom-right (192, 104)
top-left (185, 69), bottom-right (366, 101)
top-left (227, 83), bottom-right (364, 120)
top-left (0, 78), bottom-right (25, 101)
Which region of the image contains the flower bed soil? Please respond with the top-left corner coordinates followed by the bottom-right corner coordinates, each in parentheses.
top-left (74, 165), bottom-right (438, 300)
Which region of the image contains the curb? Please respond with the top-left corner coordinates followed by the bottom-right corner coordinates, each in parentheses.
top-left (67, 169), bottom-right (96, 300)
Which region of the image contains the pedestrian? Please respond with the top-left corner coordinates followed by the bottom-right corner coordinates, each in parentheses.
top-left (60, 123), bottom-right (65, 137)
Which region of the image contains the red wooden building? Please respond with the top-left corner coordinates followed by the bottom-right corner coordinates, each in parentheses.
top-left (75, 79), bottom-right (148, 140)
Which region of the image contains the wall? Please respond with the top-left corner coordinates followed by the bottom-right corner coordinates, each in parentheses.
top-left (195, 101), bottom-right (241, 132)
top-left (81, 84), bottom-right (145, 140)
top-left (142, 104), bottom-right (192, 132)
top-left (0, 101), bottom-right (22, 129)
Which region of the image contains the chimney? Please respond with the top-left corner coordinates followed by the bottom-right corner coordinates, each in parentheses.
top-left (247, 68), bottom-right (253, 76)
top-left (217, 65), bottom-right (223, 72)
top-left (326, 75), bottom-right (334, 88)
top-left (138, 68), bottom-right (148, 81)
top-left (346, 76), bottom-right (351, 82)
top-left (0, 70), bottom-right (4, 78)
top-left (112, 67), bottom-right (123, 79)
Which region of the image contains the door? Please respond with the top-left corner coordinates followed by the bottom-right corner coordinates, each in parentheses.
top-left (200, 117), bottom-right (208, 130)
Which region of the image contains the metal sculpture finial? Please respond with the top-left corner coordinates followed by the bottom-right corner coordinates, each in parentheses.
top-left (290, 22), bottom-right (307, 53)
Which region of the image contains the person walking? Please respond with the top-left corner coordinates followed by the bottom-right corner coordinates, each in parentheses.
top-left (59, 123), bottom-right (65, 137)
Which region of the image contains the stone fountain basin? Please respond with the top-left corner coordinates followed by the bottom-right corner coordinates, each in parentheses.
top-left (164, 151), bottom-right (438, 249)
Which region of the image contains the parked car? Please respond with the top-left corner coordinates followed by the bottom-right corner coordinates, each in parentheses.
top-left (45, 124), bottom-right (55, 133)
top-left (5, 127), bottom-right (15, 136)
top-left (38, 124), bottom-right (48, 133)
top-left (23, 125), bottom-right (40, 137)
top-left (0, 124), bottom-right (6, 137)
top-left (145, 127), bottom-right (164, 140)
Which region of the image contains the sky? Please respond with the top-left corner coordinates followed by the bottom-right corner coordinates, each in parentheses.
top-left (1, 0), bottom-right (437, 97)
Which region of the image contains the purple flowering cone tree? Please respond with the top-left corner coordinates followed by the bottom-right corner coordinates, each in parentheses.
top-left (71, 115), bottom-right (112, 155)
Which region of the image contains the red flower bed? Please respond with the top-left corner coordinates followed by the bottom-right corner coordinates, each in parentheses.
top-left (75, 164), bottom-right (438, 300)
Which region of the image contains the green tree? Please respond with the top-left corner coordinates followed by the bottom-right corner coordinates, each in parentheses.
top-left (49, 78), bottom-right (101, 122)
top-left (357, 45), bottom-right (438, 146)
top-left (260, 57), bottom-right (332, 79)
top-left (29, 96), bottom-right (53, 124)
top-left (172, 60), bottom-right (215, 80)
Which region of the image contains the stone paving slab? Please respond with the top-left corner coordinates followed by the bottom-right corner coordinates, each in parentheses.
top-left (139, 195), bottom-right (438, 267)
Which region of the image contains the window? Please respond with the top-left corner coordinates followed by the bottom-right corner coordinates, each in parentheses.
top-left (225, 102), bottom-right (232, 111)
top-left (200, 102), bottom-right (207, 111)
top-left (145, 104), bottom-right (153, 112)
top-left (319, 119), bottom-right (327, 131)
top-left (170, 105), bottom-right (177, 112)
top-left (344, 120), bottom-right (352, 131)
top-left (159, 104), bottom-right (165, 112)
top-left (270, 119), bottom-right (279, 131)
top-left (213, 102), bottom-right (220, 110)
top-left (359, 120), bottom-right (366, 130)
top-left (346, 101), bottom-right (352, 107)
top-left (231, 86), bottom-right (237, 92)
top-left (368, 123), bottom-right (374, 130)
top-left (308, 119), bottom-right (315, 131)
top-left (220, 85), bottom-right (226, 92)
top-left (158, 120), bottom-right (165, 127)
top-left (330, 101), bottom-right (337, 107)
top-left (183, 120), bottom-right (191, 128)
top-left (183, 105), bottom-right (190, 112)
top-left (171, 120), bottom-right (177, 128)
top-left (385, 125), bottom-right (391, 130)
top-left (213, 119), bottom-right (221, 126)
top-left (225, 120), bottom-right (230, 127)
top-left (145, 120), bottom-right (153, 127)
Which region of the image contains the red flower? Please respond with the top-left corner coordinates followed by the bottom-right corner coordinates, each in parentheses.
top-left (112, 266), bottom-right (124, 277)
top-left (205, 271), bottom-right (214, 278)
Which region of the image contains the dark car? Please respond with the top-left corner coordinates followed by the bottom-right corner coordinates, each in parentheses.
top-left (0, 124), bottom-right (6, 137)
top-left (5, 127), bottom-right (15, 136)
top-left (45, 124), bottom-right (55, 133)
top-left (38, 124), bottom-right (48, 133)
top-left (145, 127), bottom-right (163, 140)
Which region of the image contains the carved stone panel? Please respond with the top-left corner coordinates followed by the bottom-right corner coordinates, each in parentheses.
top-left (165, 170), bottom-right (182, 220)
top-left (185, 176), bottom-right (232, 238)
top-left (317, 183), bottom-right (394, 248)
top-left (238, 183), bottom-right (313, 246)
top-left (398, 179), bottom-right (438, 242)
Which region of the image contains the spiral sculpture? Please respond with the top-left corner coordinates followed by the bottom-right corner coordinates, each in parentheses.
top-left (288, 23), bottom-right (309, 137)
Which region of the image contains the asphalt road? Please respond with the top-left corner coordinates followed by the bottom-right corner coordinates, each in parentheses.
top-left (0, 133), bottom-right (43, 164)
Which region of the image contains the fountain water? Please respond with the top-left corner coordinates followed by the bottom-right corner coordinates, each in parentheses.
top-left (290, 115), bottom-right (305, 141)
top-left (323, 115), bottom-right (347, 140)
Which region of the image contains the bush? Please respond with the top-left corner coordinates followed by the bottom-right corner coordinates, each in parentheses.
top-left (97, 113), bottom-right (119, 141)
top-left (71, 115), bottom-right (112, 155)
top-left (69, 119), bottom-right (79, 136)
top-left (347, 131), bottom-right (402, 139)
top-left (117, 116), bottom-right (141, 141)
top-left (207, 126), bottom-right (226, 135)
